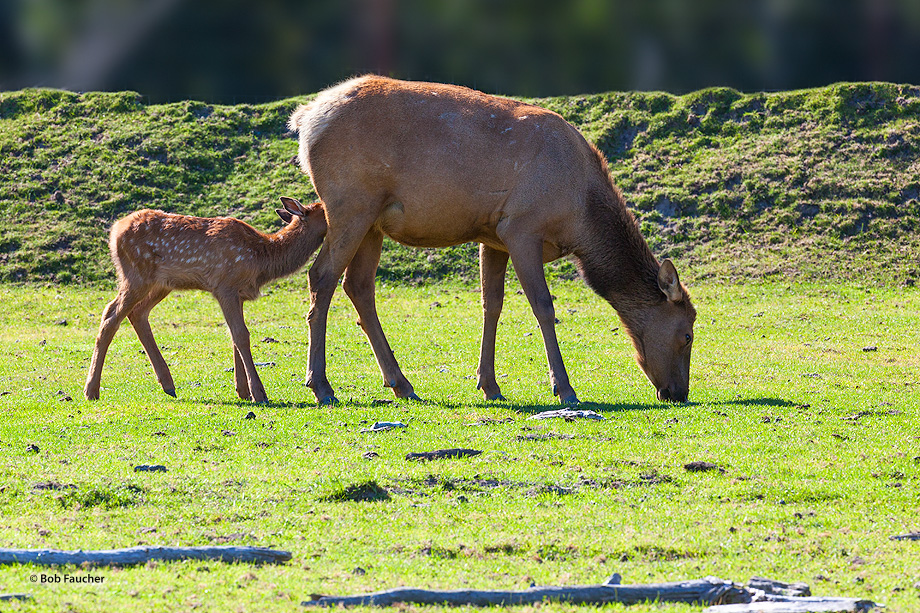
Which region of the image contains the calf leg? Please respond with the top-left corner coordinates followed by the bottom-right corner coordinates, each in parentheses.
top-left (342, 228), bottom-right (419, 400)
top-left (215, 291), bottom-right (267, 403)
top-left (500, 233), bottom-right (578, 405)
top-left (232, 348), bottom-right (251, 401)
top-left (126, 287), bottom-right (175, 397)
top-left (476, 244), bottom-right (509, 400)
top-left (84, 283), bottom-right (152, 400)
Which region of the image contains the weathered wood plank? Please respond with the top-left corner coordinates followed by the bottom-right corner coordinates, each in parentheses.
top-left (0, 546), bottom-right (291, 566)
top-left (705, 598), bottom-right (877, 612)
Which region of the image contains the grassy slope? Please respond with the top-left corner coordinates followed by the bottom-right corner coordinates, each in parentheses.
top-left (1, 82), bottom-right (920, 286)
top-left (0, 282), bottom-right (917, 611)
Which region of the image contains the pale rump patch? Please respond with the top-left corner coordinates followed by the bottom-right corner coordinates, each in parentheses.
top-left (288, 77), bottom-right (364, 178)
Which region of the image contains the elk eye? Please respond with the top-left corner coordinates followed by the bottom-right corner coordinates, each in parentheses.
top-left (685, 334), bottom-right (692, 344)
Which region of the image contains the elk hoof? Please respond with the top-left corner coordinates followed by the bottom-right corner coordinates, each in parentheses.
top-left (405, 392), bottom-right (423, 402)
top-left (560, 394), bottom-right (580, 406)
top-left (487, 393), bottom-right (506, 401)
top-left (164, 388), bottom-right (177, 398)
top-left (318, 395), bottom-right (339, 406)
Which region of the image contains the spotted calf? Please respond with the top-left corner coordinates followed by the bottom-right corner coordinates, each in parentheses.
top-left (84, 197), bottom-right (327, 402)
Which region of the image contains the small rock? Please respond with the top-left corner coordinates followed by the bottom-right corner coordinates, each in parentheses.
top-left (26, 444), bottom-right (39, 454)
top-left (684, 461), bottom-right (724, 473)
top-left (528, 409), bottom-right (604, 421)
top-left (244, 411), bottom-right (257, 420)
top-left (352, 567), bottom-right (366, 576)
top-left (134, 464), bottom-right (167, 473)
top-left (360, 421), bottom-right (408, 433)
top-left (261, 337), bottom-right (279, 343)
top-left (862, 346), bottom-right (878, 352)
top-left (54, 319), bottom-right (68, 326)
top-left (362, 451), bottom-right (380, 460)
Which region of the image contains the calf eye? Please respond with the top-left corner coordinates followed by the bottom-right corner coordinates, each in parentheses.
top-left (685, 334), bottom-right (692, 344)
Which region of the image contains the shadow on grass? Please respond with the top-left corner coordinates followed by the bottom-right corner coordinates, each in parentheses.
top-left (167, 395), bottom-right (799, 413)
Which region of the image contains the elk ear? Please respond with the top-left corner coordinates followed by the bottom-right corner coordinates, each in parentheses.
top-left (657, 259), bottom-right (682, 302)
top-left (276, 208), bottom-right (294, 223)
top-left (280, 196), bottom-right (306, 218)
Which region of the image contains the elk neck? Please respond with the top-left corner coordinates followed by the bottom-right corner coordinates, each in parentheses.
top-left (573, 182), bottom-right (665, 332)
top-left (258, 220), bottom-right (319, 281)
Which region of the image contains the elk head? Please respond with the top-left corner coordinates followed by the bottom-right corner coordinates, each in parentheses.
top-left (629, 260), bottom-right (696, 403)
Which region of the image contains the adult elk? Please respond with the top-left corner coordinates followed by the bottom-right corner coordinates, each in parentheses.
top-left (288, 76), bottom-right (696, 405)
top-left (84, 198), bottom-right (326, 402)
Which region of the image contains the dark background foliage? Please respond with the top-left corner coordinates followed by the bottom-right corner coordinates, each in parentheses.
top-left (2, 0), bottom-right (920, 102)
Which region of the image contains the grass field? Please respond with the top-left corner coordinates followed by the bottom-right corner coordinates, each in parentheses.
top-left (0, 279), bottom-right (917, 611)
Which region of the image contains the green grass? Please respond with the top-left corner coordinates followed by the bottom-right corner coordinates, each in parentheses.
top-left (2, 82), bottom-right (920, 285)
top-left (0, 281), bottom-right (917, 611)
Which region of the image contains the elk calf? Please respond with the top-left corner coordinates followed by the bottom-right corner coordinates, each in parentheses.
top-left (84, 197), bottom-right (326, 402)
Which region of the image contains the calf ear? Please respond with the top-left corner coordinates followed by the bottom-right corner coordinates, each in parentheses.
top-left (276, 208), bottom-right (294, 223)
top-left (657, 259), bottom-right (682, 302)
top-left (280, 196), bottom-right (305, 217)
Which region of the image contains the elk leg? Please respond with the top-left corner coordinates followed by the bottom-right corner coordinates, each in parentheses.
top-left (477, 244), bottom-right (509, 400)
top-left (342, 228), bottom-right (419, 400)
top-left (215, 291), bottom-right (267, 403)
top-left (502, 235), bottom-right (578, 405)
top-left (127, 287), bottom-right (175, 397)
top-left (84, 283), bottom-right (152, 400)
top-left (306, 208), bottom-right (381, 405)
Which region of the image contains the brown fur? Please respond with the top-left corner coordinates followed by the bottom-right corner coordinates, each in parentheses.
top-left (84, 198), bottom-right (327, 402)
top-left (289, 75), bottom-right (696, 404)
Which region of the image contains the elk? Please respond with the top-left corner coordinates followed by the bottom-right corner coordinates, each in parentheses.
top-left (84, 197), bottom-right (327, 403)
top-left (288, 75), bottom-right (696, 405)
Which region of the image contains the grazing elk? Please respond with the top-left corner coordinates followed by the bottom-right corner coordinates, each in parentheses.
top-left (288, 75), bottom-right (696, 405)
top-left (84, 197), bottom-right (326, 402)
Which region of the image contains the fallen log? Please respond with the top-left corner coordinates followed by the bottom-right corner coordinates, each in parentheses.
top-left (0, 545), bottom-right (291, 567)
top-left (748, 576), bottom-right (811, 597)
top-left (0, 594), bottom-right (32, 602)
top-left (302, 576), bottom-right (750, 607)
top-left (302, 576), bottom-right (880, 612)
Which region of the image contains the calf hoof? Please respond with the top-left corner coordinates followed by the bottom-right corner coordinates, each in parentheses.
top-left (404, 392), bottom-right (423, 402)
top-left (84, 389), bottom-right (100, 401)
top-left (317, 395), bottom-right (339, 406)
top-left (163, 388), bottom-right (177, 398)
top-left (487, 393), bottom-right (506, 401)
